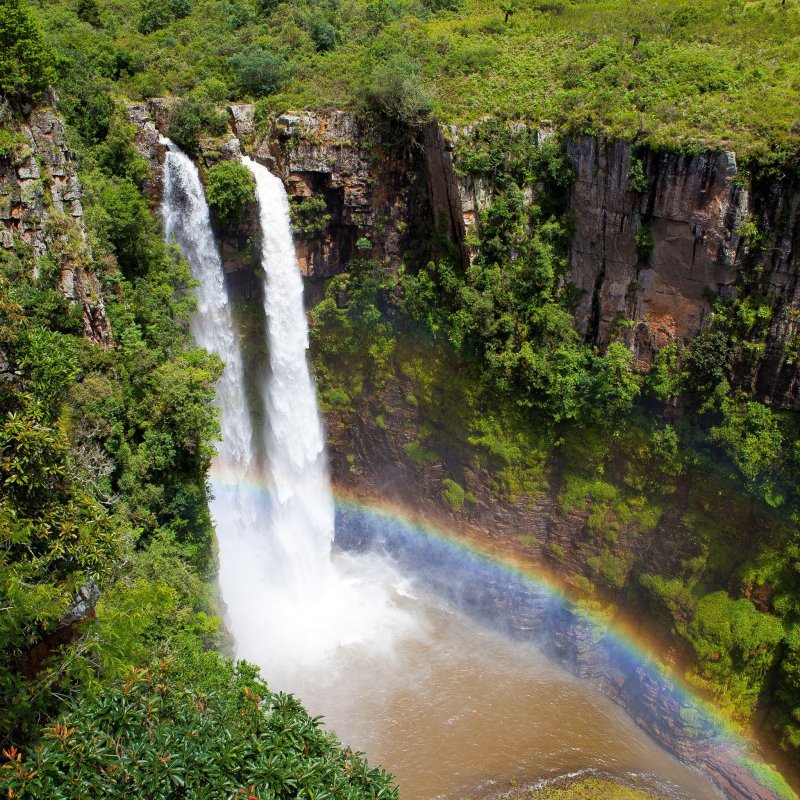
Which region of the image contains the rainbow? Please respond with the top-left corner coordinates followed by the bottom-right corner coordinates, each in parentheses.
top-left (208, 464), bottom-right (794, 800)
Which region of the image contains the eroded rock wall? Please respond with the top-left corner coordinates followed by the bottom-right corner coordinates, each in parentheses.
top-left (247, 111), bottom-right (431, 294)
top-left (566, 139), bottom-right (799, 408)
top-left (128, 102), bottom-right (800, 408)
top-left (0, 105), bottom-right (111, 345)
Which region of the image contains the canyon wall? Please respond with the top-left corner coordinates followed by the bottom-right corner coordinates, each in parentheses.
top-left (128, 103), bottom-right (800, 412)
top-left (242, 108), bottom-right (799, 407)
top-left (0, 103), bottom-right (111, 346)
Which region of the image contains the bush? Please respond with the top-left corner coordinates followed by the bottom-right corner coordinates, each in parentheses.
top-left (165, 98), bottom-right (227, 156)
top-left (442, 477), bottom-right (466, 511)
top-left (205, 160), bottom-right (255, 225)
top-left (137, 0), bottom-right (191, 34)
top-left (0, 0), bottom-right (54, 101)
top-left (366, 54), bottom-right (433, 126)
top-left (634, 224), bottom-right (654, 261)
top-left (1, 655), bottom-right (397, 799)
top-left (686, 591), bottom-right (784, 718)
top-left (76, 0), bottom-right (101, 26)
top-left (230, 46), bottom-right (292, 98)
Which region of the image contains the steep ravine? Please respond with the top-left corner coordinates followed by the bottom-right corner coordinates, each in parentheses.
top-left (121, 101), bottom-right (800, 800)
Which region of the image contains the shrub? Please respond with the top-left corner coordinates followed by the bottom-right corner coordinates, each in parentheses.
top-left (628, 155), bottom-right (649, 193)
top-left (366, 54), bottom-right (433, 126)
top-left (76, 0), bottom-right (101, 25)
top-left (230, 46), bottom-right (292, 97)
top-left (1, 655), bottom-right (397, 799)
top-left (290, 194), bottom-right (330, 234)
top-left (310, 19), bottom-right (337, 52)
top-left (137, 0), bottom-right (191, 34)
top-left (634, 224), bottom-right (654, 261)
top-left (442, 477), bottom-right (466, 511)
top-left (205, 160), bottom-right (255, 225)
top-left (0, 0), bottom-right (54, 101)
top-left (0, 127), bottom-right (24, 160)
top-left (165, 98), bottom-right (226, 155)
top-left (686, 591), bottom-right (784, 718)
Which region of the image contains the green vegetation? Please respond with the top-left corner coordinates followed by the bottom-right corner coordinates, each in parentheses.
top-left (508, 775), bottom-right (665, 800)
top-left (2, 654), bottom-right (395, 799)
top-left (0, 0), bottom-right (53, 102)
top-left (204, 160), bottom-right (255, 225)
top-left (3, 0), bottom-right (800, 784)
top-left (30, 0), bottom-right (800, 162)
top-left (304, 115), bottom-right (800, 760)
top-left (0, 97), bottom-right (225, 746)
top-left (0, 90), bottom-right (389, 796)
top-left (290, 194), bottom-right (331, 234)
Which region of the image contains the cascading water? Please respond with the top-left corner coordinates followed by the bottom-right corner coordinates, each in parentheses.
top-left (161, 138), bottom-right (255, 540)
top-left (163, 142), bottom-right (724, 800)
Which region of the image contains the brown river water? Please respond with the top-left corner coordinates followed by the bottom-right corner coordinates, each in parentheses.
top-left (272, 579), bottom-right (723, 800)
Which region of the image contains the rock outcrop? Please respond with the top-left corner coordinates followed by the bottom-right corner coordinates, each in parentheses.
top-left (247, 111), bottom-right (430, 292)
top-left (565, 138), bottom-right (800, 410)
top-left (129, 101), bottom-right (800, 405)
top-left (0, 104), bottom-right (111, 345)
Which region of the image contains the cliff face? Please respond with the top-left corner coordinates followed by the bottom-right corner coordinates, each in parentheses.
top-left (245, 111), bottom-right (431, 299)
top-left (249, 109), bottom-right (799, 406)
top-left (565, 138), bottom-right (799, 407)
top-left (0, 104), bottom-right (111, 346)
top-left (129, 102), bottom-right (800, 406)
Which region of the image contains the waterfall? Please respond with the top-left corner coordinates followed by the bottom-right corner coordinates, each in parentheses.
top-left (243, 157), bottom-right (336, 589)
top-left (162, 140), bottom-right (411, 696)
top-left (159, 142), bottom-right (728, 800)
top-left (161, 137), bottom-right (255, 534)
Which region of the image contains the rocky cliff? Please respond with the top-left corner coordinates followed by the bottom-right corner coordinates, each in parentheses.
top-left (236, 108), bottom-right (799, 407)
top-left (0, 103), bottom-right (111, 346)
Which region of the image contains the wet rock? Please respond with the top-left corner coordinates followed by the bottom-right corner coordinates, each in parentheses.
top-left (252, 110), bottom-right (429, 284)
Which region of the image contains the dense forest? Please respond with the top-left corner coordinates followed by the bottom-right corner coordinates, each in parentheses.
top-left (1, 0), bottom-right (800, 797)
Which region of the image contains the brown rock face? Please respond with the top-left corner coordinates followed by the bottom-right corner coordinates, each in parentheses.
top-left (566, 139), bottom-right (746, 364)
top-left (249, 111), bottom-right (430, 292)
top-left (0, 104), bottom-right (111, 346)
top-left (565, 138), bottom-right (799, 407)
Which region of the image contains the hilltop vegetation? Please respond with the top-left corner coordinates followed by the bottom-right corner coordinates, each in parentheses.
top-left (32, 0), bottom-right (800, 161)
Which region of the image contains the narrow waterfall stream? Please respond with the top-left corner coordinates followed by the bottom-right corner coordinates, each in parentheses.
top-left (161, 144), bottom-right (725, 800)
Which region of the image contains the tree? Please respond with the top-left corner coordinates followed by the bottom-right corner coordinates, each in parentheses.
top-left (76, 0), bottom-right (101, 26)
top-left (229, 46), bottom-right (292, 98)
top-left (366, 53), bottom-right (433, 126)
top-left (205, 161), bottom-right (255, 225)
top-left (0, 0), bottom-right (54, 101)
top-left (499, 0), bottom-right (518, 23)
top-left (137, 0), bottom-right (191, 34)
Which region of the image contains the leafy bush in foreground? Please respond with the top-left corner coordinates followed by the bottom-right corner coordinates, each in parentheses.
top-left (1, 654), bottom-right (396, 800)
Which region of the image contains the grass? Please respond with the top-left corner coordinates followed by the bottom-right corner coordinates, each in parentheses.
top-left (36, 0), bottom-right (800, 162)
top-left (503, 775), bottom-right (666, 800)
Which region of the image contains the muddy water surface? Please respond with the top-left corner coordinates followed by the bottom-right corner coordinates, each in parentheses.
top-left (275, 569), bottom-right (722, 800)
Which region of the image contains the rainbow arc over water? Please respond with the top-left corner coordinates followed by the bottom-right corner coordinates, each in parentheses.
top-left (209, 463), bottom-right (792, 800)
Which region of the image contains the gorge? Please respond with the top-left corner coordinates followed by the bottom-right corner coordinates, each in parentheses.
top-left (3, 1), bottom-right (800, 798)
top-left (155, 123), bottom-right (789, 800)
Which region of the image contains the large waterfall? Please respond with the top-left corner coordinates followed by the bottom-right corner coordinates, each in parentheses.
top-left (161, 141), bottom-right (411, 693)
top-left (161, 139), bottom-right (254, 533)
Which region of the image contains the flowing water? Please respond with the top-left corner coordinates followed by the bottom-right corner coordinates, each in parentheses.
top-left (161, 144), bottom-right (723, 800)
